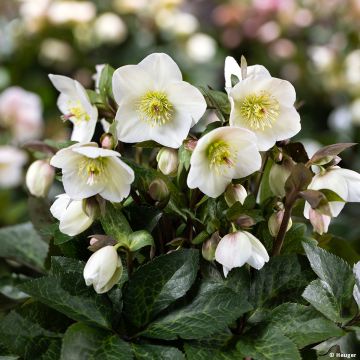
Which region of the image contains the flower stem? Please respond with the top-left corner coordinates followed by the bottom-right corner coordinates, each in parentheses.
top-left (271, 202), bottom-right (293, 256)
top-left (126, 250), bottom-right (134, 276)
top-left (253, 151), bottom-right (269, 199)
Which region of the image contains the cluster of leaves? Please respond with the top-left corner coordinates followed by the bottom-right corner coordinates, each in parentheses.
top-left (1, 72), bottom-right (360, 359)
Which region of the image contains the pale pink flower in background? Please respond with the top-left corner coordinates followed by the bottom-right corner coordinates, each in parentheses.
top-left (0, 87), bottom-right (43, 143)
top-left (0, 146), bottom-right (28, 188)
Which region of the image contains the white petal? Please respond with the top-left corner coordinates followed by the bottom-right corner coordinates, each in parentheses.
top-left (167, 81), bottom-right (207, 126)
top-left (48, 74), bottom-right (77, 98)
top-left (112, 65), bottom-right (153, 104)
top-left (246, 65), bottom-right (271, 79)
top-left (71, 115), bottom-right (97, 143)
top-left (50, 146), bottom-right (83, 169)
top-left (95, 264), bottom-right (122, 294)
top-left (244, 231), bottom-right (269, 269)
top-left (335, 168), bottom-right (360, 202)
top-left (73, 146), bottom-right (121, 158)
top-left (59, 199), bottom-right (93, 236)
top-left (50, 194), bottom-right (71, 220)
top-left (138, 53), bottom-right (182, 86)
top-left (215, 232), bottom-right (252, 270)
top-left (99, 157), bottom-right (134, 202)
top-left (224, 56), bottom-right (242, 89)
top-left (265, 78), bottom-right (296, 106)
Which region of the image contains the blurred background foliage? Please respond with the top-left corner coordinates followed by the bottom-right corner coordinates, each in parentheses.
top-left (1, 0), bottom-right (360, 259)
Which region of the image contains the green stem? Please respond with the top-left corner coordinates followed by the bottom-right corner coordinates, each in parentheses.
top-left (253, 152), bottom-right (269, 200)
top-left (126, 250), bottom-right (134, 276)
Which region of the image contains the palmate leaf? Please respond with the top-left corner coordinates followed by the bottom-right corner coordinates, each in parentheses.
top-left (123, 249), bottom-right (199, 328)
top-left (0, 302), bottom-right (69, 360)
top-left (184, 344), bottom-right (239, 360)
top-left (141, 281), bottom-right (252, 340)
top-left (131, 344), bottom-right (184, 360)
top-left (302, 242), bottom-right (357, 322)
top-left (266, 303), bottom-right (344, 348)
top-left (0, 222), bottom-right (48, 271)
top-left (19, 257), bottom-right (112, 329)
top-left (60, 323), bottom-right (132, 360)
top-left (236, 327), bottom-right (301, 360)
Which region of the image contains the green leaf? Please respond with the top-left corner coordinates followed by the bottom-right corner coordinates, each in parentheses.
top-left (98, 64), bottom-right (115, 101)
top-left (60, 323), bottom-right (133, 360)
top-left (0, 302), bottom-right (68, 360)
top-left (281, 223), bottom-right (317, 255)
top-left (0, 222), bottom-right (48, 271)
top-left (250, 254), bottom-right (315, 310)
top-left (123, 249), bottom-right (199, 327)
top-left (302, 279), bottom-right (343, 323)
top-left (101, 203), bottom-right (132, 245)
top-left (142, 281), bottom-right (252, 340)
top-left (267, 303), bottom-right (344, 348)
top-left (86, 89), bottom-right (103, 106)
top-left (184, 344), bottom-right (238, 360)
top-left (303, 242), bottom-right (356, 318)
top-left (19, 257), bottom-right (112, 328)
top-left (308, 143), bottom-right (356, 165)
top-left (259, 157), bottom-right (274, 203)
top-left (132, 344), bottom-right (184, 359)
top-left (128, 230), bottom-right (154, 252)
top-left (319, 188), bottom-right (345, 202)
top-left (198, 86), bottom-right (230, 122)
top-left (236, 327), bottom-right (301, 360)
top-left (178, 144), bottom-right (191, 171)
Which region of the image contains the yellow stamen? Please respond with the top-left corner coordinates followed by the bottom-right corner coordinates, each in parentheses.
top-left (238, 91), bottom-right (280, 130)
top-left (78, 158), bottom-right (106, 186)
top-left (65, 101), bottom-right (90, 123)
top-left (137, 91), bottom-right (174, 126)
top-left (207, 140), bottom-right (237, 173)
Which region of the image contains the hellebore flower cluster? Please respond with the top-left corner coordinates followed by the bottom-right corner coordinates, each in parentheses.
top-left (23, 52), bottom-right (360, 296)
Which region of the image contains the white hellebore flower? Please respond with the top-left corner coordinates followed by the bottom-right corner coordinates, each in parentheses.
top-left (50, 194), bottom-right (94, 236)
top-left (187, 127), bottom-right (261, 198)
top-left (49, 74), bottom-right (98, 142)
top-left (215, 231), bottom-right (269, 277)
top-left (226, 57), bottom-right (301, 151)
top-left (26, 160), bottom-right (55, 198)
top-left (50, 143), bottom-right (134, 202)
top-left (304, 166), bottom-right (360, 224)
top-left (112, 53), bottom-right (207, 148)
top-left (0, 146), bottom-right (28, 188)
top-left (83, 245), bottom-right (122, 294)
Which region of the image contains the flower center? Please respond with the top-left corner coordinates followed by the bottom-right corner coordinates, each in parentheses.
top-left (137, 91), bottom-right (174, 126)
top-left (79, 158), bottom-right (106, 186)
top-left (62, 101), bottom-right (90, 123)
top-left (238, 91), bottom-right (280, 130)
top-left (207, 140), bottom-right (237, 172)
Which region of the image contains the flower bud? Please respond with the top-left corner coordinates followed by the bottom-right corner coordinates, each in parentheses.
top-left (26, 160), bottom-right (55, 197)
top-left (148, 178), bottom-right (170, 204)
top-left (268, 210), bottom-right (292, 237)
top-left (184, 138), bottom-right (198, 151)
top-left (224, 184), bottom-right (247, 207)
top-left (83, 246), bottom-right (123, 294)
top-left (269, 163), bottom-right (292, 198)
top-left (156, 147), bottom-right (178, 176)
top-left (202, 232), bottom-right (221, 261)
top-left (309, 208), bottom-right (331, 235)
top-left (100, 132), bottom-right (116, 149)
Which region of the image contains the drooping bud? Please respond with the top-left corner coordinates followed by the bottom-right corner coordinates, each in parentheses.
top-left (100, 132), bottom-right (116, 149)
top-left (184, 138), bottom-right (198, 151)
top-left (156, 147), bottom-right (178, 176)
top-left (224, 183), bottom-right (247, 207)
top-left (269, 162), bottom-right (292, 198)
top-left (26, 160), bottom-right (55, 198)
top-left (268, 210), bottom-right (292, 237)
top-left (83, 245), bottom-right (123, 294)
top-left (202, 232), bottom-right (221, 261)
top-left (148, 178), bottom-right (170, 205)
top-left (83, 197), bottom-right (100, 219)
top-left (309, 208), bottom-right (331, 235)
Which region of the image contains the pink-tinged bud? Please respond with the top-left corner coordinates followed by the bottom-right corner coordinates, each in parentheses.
top-left (26, 160), bottom-right (55, 197)
top-left (224, 184), bottom-right (247, 207)
top-left (90, 237), bottom-right (99, 246)
top-left (309, 208), bottom-right (331, 235)
top-left (269, 163), bottom-right (292, 198)
top-left (202, 232), bottom-right (221, 261)
top-left (184, 139), bottom-right (198, 151)
top-left (100, 133), bottom-right (116, 149)
top-left (149, 179), bottom-right (170, 203)
top-left (268, 210), bottom-right (292, 237)
top-left (156, 148), bottom-right (178, 176)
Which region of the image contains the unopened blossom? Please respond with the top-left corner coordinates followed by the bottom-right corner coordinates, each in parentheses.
top-left (0, 146), bottom-right (27, 188)
top-left (215, 231), bottom-right (269, 277)
top-left (268, 210), bottom-right (292, 237)
top-left (227, 59), bottom-right (301, 151)
top-left (112, 53), bottom-right (207, 148)
top-left (156, 147), bottom-right (178, 176)
top-left (187, 127), bottom-right (261, 198)
top-left (83, 245), bottom-right (122, 294)
top-left (308, 208), bottom-right (331, 235)
top-left (50, 194), bottom-right (94, 236)
top-left (50, 143), bottom-right (134, 202)
top-left (49, 74), bottom-right (98, 142)
top-left (224, 183), bottom-right (247, 207)
top-left (269, 163), bottom-right (291, 198)
top-left (0, 87), bottom-right (43, 143)
top-left (304, 166), bottom-right (360, 224)
top-left (26, 160), bottom-right (55, 198)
